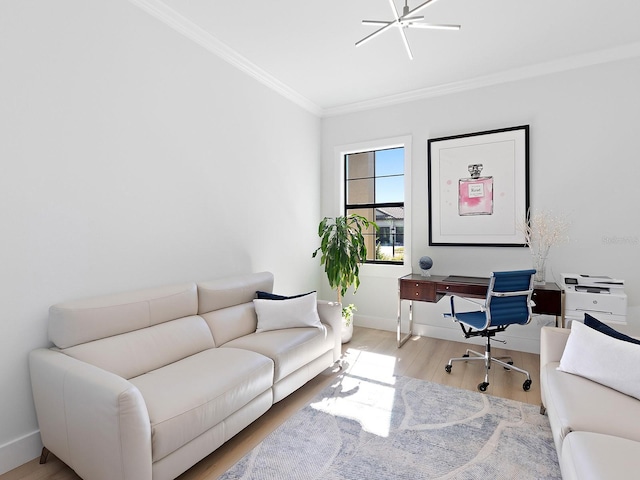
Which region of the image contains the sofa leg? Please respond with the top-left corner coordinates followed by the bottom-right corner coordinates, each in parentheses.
top-left (540, 404), bottom-right (547, 415)
top-left (39, 447), bottom-right (50, 464)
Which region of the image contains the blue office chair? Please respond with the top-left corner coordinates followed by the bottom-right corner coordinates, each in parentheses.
top-left (444, 269), bottom-right (536, 392)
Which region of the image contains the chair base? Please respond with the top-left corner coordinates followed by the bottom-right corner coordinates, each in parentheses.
top-left (445, 345), bottom-right (532, 393)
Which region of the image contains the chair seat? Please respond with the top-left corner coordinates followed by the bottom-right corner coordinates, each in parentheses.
top-left (455, 310), bottom-right (488, 330)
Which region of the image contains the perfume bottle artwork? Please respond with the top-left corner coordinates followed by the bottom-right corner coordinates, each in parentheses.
top-left (458, 164), bottom-right (493, 216)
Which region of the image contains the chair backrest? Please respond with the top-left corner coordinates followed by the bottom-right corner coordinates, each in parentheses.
top-left (486, 269), bottom-right (536, 327)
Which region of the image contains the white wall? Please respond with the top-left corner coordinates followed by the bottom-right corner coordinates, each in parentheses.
top-left (321, 56), bottom-right (640, 352)
top-left (0, 1), bottom-right (321, 473)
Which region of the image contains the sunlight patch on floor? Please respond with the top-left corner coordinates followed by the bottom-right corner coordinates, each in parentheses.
top-left (342, 346), bottom-right (398, 384)
top-left (311, 345), bottom-right (399, 437)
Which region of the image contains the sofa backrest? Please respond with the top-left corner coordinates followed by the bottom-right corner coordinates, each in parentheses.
top-left (49, 283), bottom-right (199, 348)
top-left (49, 283), bottom-right (215, 379)
top-left (198, 271), bottom-right (273, 346)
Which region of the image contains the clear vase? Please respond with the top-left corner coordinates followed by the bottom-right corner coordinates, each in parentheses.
top-left (531, 253), bottom-right (547, 284)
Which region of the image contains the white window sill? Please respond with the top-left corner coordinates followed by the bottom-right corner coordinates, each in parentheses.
top-left (360, 262), bottom-right (411, 278)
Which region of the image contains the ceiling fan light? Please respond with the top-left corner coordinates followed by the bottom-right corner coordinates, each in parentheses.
top-left (356, 0), bottom-right (459, 57)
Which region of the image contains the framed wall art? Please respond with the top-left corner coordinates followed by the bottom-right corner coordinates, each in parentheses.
top-left (428, 125), bottom-right (529, 246)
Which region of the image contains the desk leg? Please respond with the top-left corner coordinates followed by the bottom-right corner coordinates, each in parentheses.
top-left (397, 298), bottom-right (413, 348)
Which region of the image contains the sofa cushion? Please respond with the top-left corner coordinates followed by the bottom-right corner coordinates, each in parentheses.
top-left (558, 320), bottom-right (640, 400)
top-left (200, 302), bottom-right (258, 347)
top-left (61, 315), bottom-right (215, 379)
top-left (560, 432), bottom-right (640, 480)
top-left (129, 347), bottom-right (273, 462)
top-left (254, 292), bottom-right (323, 333)
top-left (541, 362), bottom-right (640, 453)
top-left (197, 272), bottom-right (273, 314)
top-left (49, 283), bottom-right (198, 348)
top-left (221, 326), bottom-right (333, 383)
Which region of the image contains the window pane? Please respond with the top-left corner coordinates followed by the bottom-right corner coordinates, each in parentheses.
top-left (375, 148), bottom-right (403, 176)
top-left (346, 152), bottom-right (374, 180)
top-left (346, 207), bottom-right (377, 261)
top-left (346, 178), bottom-right (374, 204)
top-left (374, 207), bottom-right (404, 262)
top-left (375, 175), bottom-right (404, 203)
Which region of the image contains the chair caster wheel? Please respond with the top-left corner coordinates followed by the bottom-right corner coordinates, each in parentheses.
top-left (445, 364), bottom-right (452, 373)
top-left (523, 379), bottom-right (532, 391)
top-left (478, 382), bottom-right (489, 392)
top-left (462, 354), bottom-right (469, 358)
top-left (504, 360), bottom-right (513, 370)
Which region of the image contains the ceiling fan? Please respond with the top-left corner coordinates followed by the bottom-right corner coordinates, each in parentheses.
top-left (356, 0), bottom-right (461, 60)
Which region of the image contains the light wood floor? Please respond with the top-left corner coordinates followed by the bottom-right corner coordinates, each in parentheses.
top-left (3, 327), bottom-right (542, 480)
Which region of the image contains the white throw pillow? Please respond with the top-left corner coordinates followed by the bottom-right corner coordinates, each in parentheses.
top-left (253, 292), bottom-right (323, 333)
top-left (558, 320), bottom-right (640, 400)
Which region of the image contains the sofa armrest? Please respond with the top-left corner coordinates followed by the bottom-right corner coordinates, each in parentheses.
top-left (317, 300), bottom-right (342, 363)
top-left (29, 348), bottom-right (152, 480)
top-left (540, 326), bottom-right (571, 368)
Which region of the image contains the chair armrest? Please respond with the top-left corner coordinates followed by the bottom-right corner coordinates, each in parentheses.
top-left (451, 295), bottom-right (486, 309)
top-left (317, 300), bottom-right (342, 363)
top-left (540, 326), bottom-right (571, 367)
top-left (29, 348), bottom-right (152, 480)
top-left (444, 295), bottom-right (486, 319)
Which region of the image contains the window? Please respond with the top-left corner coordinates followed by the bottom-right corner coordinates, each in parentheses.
top-left (345, 147), bottom-right (405, 264)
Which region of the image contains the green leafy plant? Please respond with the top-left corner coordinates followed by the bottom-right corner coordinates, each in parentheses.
top-left (312, 214), bottom-right (379, 314)
top-left (341, 303), bottom-right (357, 328)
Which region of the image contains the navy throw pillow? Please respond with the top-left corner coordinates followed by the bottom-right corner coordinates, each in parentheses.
top-left (256, 290), bottom-right (315, 301)
top-left (583, 313), bottom-right (640, 345)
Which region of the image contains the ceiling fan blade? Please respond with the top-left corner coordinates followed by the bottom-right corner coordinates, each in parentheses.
top-left (406, 0), bottom-right (442, 17)
top-left (387, 0), bottom-right (402, 22)
top-left (357, 0), bottom-right (457, 58)
top-left (355, 0), bottom-right (405, 50)
top-left (408, 23), bottom-right (461, 30)
top-left (355, 20), bottom-right (400, 47)
top-left (398, 28), bottom-right (414, 60)
top-left (362, 20), bottom-right (395, 26)
top-left (388, 0), bottom-right (413, 60)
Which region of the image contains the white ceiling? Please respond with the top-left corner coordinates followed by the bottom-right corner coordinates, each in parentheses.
top-left (132, 0), bottom-right (640, 116)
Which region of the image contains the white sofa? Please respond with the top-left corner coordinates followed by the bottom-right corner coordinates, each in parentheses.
top-left (29, 271), bottom-right (341, 480)
top-left (540, 326), bottom-right (640, 479)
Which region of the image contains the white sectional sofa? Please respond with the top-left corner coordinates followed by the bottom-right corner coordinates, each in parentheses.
top-left (29, 271), bottom-right (341, 480)
top-left (540, 325), bottom-right (640, 479)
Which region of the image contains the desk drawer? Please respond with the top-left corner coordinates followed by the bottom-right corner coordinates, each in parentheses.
top-left (438, 282), bottom-right (487, 298)
top-left (400, 281), bottom-right (436, 302)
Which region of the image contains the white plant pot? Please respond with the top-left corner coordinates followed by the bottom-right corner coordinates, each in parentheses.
top-left (341, 317), bottom-right (353, 343)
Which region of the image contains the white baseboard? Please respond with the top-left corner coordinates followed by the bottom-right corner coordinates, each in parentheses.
top-left (0, 430), bottom-right (42, 475)
top-left (353, 314), bottom-right (541, 354)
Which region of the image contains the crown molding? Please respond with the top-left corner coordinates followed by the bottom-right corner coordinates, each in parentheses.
top-left (126, 0), bottom-right (640, 119)
top-left (127, 0), bottom-right (323, 116)
top-left (323, 42), bottom-right (640, 117)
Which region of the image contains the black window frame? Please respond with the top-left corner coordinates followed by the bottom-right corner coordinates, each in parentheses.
top-left (344, 147), bottom-right (405, 265)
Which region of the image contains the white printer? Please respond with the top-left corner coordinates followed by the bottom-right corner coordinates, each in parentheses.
top-left (561, 273), bottom-right (627, 327)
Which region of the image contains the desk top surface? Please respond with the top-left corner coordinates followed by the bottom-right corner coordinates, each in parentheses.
top-left (400, 273), bottom-right (560, 291)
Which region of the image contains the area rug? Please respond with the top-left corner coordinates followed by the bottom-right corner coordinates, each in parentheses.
top-left (220, 373), bottom-right (560, 479)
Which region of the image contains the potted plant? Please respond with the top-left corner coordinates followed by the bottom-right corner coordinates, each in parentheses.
top-left (312, 214), bottom-right (379, 343)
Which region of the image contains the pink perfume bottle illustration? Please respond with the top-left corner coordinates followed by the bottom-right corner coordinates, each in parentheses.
top-left (458, 164), bottom-right (493, 216)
